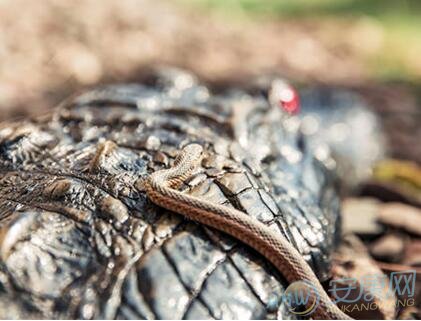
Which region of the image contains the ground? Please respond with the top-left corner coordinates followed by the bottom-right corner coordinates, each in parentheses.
top-left (0, 0), bottom-right (420, 319)
top-left (0, 0), bottom-right (419, 162)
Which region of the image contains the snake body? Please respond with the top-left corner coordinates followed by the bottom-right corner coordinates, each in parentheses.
top-left (142, 143), bottom-right (352, 320)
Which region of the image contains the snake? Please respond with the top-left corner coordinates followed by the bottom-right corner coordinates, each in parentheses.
top-left (141, 143), bottom-right (353, 320)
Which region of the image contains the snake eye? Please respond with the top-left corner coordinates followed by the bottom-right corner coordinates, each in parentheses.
top-left (278, 84), bottom-right (300, 115)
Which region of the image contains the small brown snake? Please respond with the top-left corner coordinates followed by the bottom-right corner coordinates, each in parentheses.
top-left (141, 143), bottom-right (352, 320)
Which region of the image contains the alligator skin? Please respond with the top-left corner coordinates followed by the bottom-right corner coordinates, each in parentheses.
top-left (0, 70), bottom-right (343, 319)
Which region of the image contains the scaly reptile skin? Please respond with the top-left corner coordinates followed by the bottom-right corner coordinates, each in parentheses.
top-left (142, 143), bottom-right (351, 320)
top-left (0, 69), bottom-right (384, 319)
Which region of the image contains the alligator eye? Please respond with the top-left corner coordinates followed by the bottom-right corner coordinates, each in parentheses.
top-left (278, 85), bottom-right (300, 115)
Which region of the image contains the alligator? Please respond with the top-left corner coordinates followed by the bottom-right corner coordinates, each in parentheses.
top-left (0, 69), bottom-right (384, 319)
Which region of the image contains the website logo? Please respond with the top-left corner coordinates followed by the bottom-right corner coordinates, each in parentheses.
top-left (280, 270), bottom-right (416, 317)
top-left (282, 280), bottom-right (320, 316)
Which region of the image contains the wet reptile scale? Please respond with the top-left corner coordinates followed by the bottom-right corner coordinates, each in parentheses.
top-left (0, 70), bottom-right (346, 319)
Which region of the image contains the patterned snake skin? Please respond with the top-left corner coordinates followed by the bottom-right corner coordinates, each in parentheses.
top-left (0, 69), bottom-right (381, 319)
top-left (142, 143), bottom-right (350, 319)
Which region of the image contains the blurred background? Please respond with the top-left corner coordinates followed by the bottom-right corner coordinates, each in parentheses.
top-left (0, 1), bottom-right (420, 318)
top-left (0, 0), bottom-right (420, 163)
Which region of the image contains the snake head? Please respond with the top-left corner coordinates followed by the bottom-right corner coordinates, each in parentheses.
top-left (183, 143), bottom-right (204, 157)
top-left (175, 143), bottom-right (204, 167)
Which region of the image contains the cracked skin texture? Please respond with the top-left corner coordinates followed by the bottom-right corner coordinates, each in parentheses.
top-left (0, 71), bottom-right (340, 319)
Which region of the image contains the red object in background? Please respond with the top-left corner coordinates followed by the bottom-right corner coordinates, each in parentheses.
top-left (279, 85), bottom-right (300, 114)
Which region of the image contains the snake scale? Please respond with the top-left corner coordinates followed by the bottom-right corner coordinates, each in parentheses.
top-left (142, 143), bottom-right (352, 320)
top-left (0, 69), bottom-right (384, 319)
